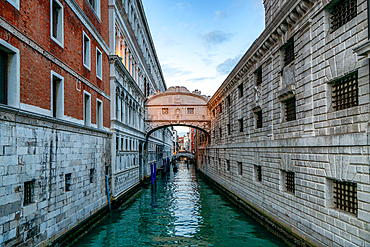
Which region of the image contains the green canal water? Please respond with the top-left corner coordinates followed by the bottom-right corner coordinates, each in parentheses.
top-left (74, 162), bottom-right (286, 247)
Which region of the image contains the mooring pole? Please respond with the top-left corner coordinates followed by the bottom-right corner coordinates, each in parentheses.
top-left (151, 163), bottom-right (154, 185)
top-left (154, 162), bottom-right (157, 181)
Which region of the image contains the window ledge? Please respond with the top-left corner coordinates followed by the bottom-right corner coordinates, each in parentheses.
top-left (353, 40), bottom-right (370, 58)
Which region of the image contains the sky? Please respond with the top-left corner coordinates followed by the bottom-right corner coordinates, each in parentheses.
top-left (141, 0), bottom-right (265, 134)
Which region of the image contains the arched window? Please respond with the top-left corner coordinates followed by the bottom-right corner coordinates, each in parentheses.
top-left (116, 87), bottom-right (120, 119)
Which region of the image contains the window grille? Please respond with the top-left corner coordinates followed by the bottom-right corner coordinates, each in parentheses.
top-left (286, 171), bottom-right (295, 193)
top-left (162, 108), bottom-right (168, 114)
top-left (238, 84), bottom-right (244, 98)
top-left (187, 108), bottom-right (194, 114)
top-left (89, 168), bottom-right (95, 183)
top-left (332, 71), bottom-right (358, 111)
top-left (333, 180), bottom-right (357, 215)
top-left (284, 41), bottom-right (295, 66)
top-left (285, 97), bottom-right (296, 121)
top-left (24, 181), bottom-right (35, 206)
top-left (330, 0), bottom-right (357, 32)
top-left (65, 173), bottom-right (72, 191)
top-left (238, 162), bottom-right (243, 175)
top-left (238, 118), bottom-right (244, 132)
top-left (256, 68), bottom-right (262, 86)
top-left (256, 166), bottom-right (262, 182)
top-left (256, 110), bottom-right (263, 128)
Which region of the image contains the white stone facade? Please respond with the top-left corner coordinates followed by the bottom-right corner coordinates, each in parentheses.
top-left (109, 0), bottom-right (173, 199)
top-left (199, 0), bottom-right (370, 246)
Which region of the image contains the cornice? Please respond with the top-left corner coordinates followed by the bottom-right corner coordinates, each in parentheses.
top-left (209, 0), bottom-right (318, 108)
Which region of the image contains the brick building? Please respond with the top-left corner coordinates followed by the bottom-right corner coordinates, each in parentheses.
top-left (0, 0), bottom-right (173, 246)
top-left (198, 0), bottom-right (370, 246)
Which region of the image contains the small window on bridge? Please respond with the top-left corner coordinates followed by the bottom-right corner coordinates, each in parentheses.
top-left (187, 108), bottom-right (194, 114)
top-left (162, 108), bottom-right (168, 115)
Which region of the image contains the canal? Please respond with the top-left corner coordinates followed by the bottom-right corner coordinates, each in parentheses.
top-left (74, 161), bottom-right (286, 247)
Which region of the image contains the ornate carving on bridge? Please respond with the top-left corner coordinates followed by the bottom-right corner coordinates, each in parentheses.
top-left (146, 86), bottom-right (211, 135)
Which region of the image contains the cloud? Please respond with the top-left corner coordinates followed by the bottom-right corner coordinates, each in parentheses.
top-left (214, 11), bottom-right (229, 21)
top-left (170, 2), bottom-right (191, 10)
top-left (162, 64), bottom-right (192, 77)
top-left (216, 54), bottom-right (243, 75)
top-left (200, 30), bottom-right (233, 47)
top-left (185, 76), bottom-right (216, 83)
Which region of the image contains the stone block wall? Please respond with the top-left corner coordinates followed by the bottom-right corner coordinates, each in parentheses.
top-left (201, 0), bottom-right (370, 246)
top-left (0, 108), bottom-right (111, 247)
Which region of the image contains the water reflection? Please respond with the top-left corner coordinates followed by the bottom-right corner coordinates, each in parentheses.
top-left (74, 162), bottom-right (286, 246)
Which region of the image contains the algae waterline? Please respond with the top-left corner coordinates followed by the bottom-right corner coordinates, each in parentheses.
top-left (73, 162), bottom-right (286, 246)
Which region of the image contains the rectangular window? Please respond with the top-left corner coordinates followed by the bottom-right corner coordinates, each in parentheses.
top-left (84, 91), bottom-right (91, 126)
top-left (51, 0), bottom-right (64, 46)
top-left (116, 136), bottom-right (119, 150)
top-left (24, 181), bottom-right (35, 206)
top-left (238, 118), bottom-right (243, 132)
top-left (51, 71), bottom-right (64, 118)
top-left (227, 95), bottom-right (231, 107)
top-left (284, 40), bottom-right (294, 67)
top-left (227, 124), bottom-right (231, 135)
top-left (162, 108), bottom-right (168, 114)
top-left (256, 110), bottom-right (262, 128)
top-left (284, 97), bottom-right (296, 121)
top-left (187, 108), bottom-right (194, 114)
top-left (256, 67), bottom-right (262, 86)
top-left (219, 103), bottom-right (222, 113)
top-left (332, 71), bottom-right (358, 111)
top-left (219, 127), bottom-right (222, 138)
top-left (238, 83), bottom-right (243, 98)
top-left (0, 49), bottom-right (8, 105)
top-left (87, 0), bottom-right (101, 18)
top-left (286, 171), bottom-right (295, 194)
top-left (238, 162), bottom-right (243, 175)
top-left (97, 99), bottom-right (103, 128)
top-left (83, 33), bottom-right (91, 69)
top-left (96, 48), bottom-right (102, 79)
top-left (212, 109), bottom-right (215, 117)
top-left (89, 168), bottom-right (95, 183)
top-left (65, 173), bottom-right (72, 191)
top-left (255, 165), bottom-right (262, 182)
top-left (226, 160), bottom-right (230, 171)
top-left (333, 180), bottom-right (357, 215)
top-left (329, 0), bottom-right (357, 32)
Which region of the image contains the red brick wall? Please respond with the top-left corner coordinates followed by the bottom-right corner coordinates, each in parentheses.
top-left (0, 0), bottom-right (111, 127)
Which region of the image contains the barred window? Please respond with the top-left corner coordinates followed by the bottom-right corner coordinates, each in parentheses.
top-left (333, 180), bottom-right (357, 215)
top-left (255, 165), bottom-right (262, 182)
top-left (256, 67), bottom-right (262, 86)
top-left (238, 162), bottom-right (243, 175)
top-left (286, 171), bottom-right (295, 194)
top-left (238, 118), bottom-right (244, 132)
top-left (162, 108), bottom-right (168, 115)
top-left (187, 108), bottom-right (194, 114)
top-left (65, 173), bottom-right (72, 191)
top-left (256, 110), bottom-right (263, 128)
top-left (238, 83), bottom-right (243, 98)
top-left (329, 0), bottom-right (357, 32)
top-left (332, 71), bottom-right (358, 111)
top-left (89, 168), bottom-right (95, 183)
top-left (284, 97), bottom-right (296, 121)
top-left (284, 40), bottom-right (295, 66)
top-left (24, 181), bottom-right (35, 206)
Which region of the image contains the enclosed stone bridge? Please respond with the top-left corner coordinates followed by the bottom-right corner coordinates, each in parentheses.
top-left (146, 86), bottom-right (211, 137)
